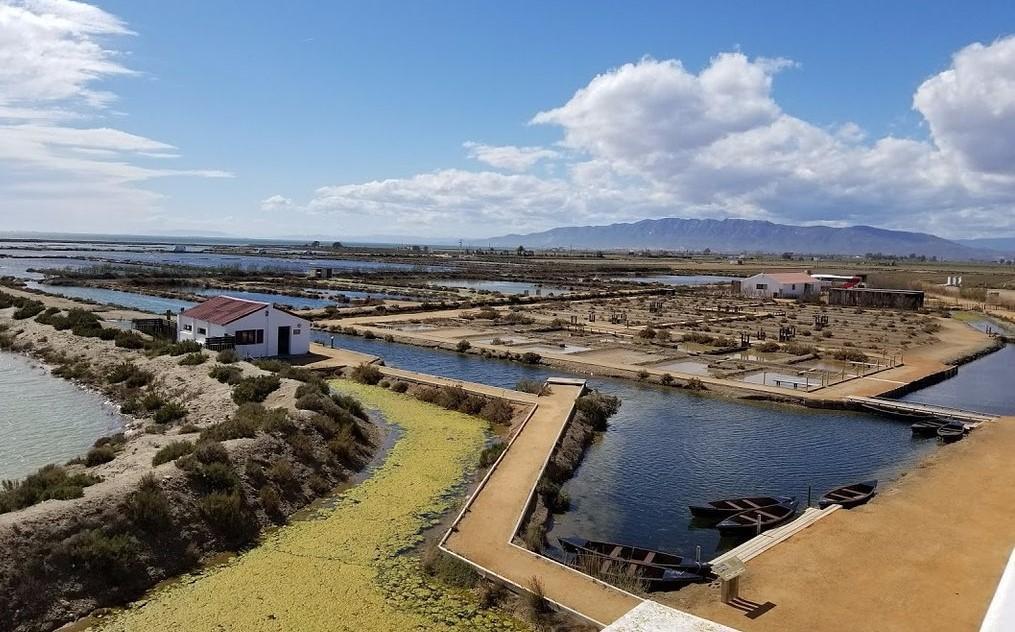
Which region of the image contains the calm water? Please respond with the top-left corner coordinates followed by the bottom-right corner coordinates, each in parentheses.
top-left (618, 275), bottom-right (739, 286)
top-left (0, 248), bottom-right (440, 274)
top-left (311, 331), bottom-right (935, 558)
top-left (25, 282), bottom-right (196, 315)
top-left (186, 288), bottom-right (335, 309)
top-left (898, 344), bottom-right (1015, 416)
top-left (429, 279), bottom-right (571, 295)
top-left (0, 257), bottom-right (108, 280)
top-left (0, 352), bottom-right (122, 480)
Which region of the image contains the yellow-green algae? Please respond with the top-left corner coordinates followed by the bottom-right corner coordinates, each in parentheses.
top-left (94, 382), bottom-right (529, 632)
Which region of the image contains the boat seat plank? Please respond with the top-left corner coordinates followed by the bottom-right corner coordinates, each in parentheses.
top-left (642, 551), bottom-right (656, 564)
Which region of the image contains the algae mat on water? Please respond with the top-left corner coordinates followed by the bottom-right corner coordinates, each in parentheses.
top-left (95, 382), bottom-right (529, 632)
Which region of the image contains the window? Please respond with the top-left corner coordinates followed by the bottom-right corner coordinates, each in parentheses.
top-left (197, 327), bottom-right (207, 335)
top-left (293, 328), bottom-right (301, 335)
top-left (183, 324), bottom-right (192, 331)
top-left (756, 283), bottom-right (767, 290)
top-left (791, 284), bottom-right (796, 290)
top-left (235, 329), bottom-right (264, 345)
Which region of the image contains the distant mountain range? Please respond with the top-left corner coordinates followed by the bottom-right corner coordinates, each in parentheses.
top-left (955, 237), bottom-right (1015, 255)
top-left (485, 218), bottom-right (1004, 260)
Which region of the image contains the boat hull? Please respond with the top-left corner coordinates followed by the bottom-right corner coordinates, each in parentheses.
top-left (716, 500), bottom-right (798, 536)
top-left (688, 495), bottom-right (795, 521)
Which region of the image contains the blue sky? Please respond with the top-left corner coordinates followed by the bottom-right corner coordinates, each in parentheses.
top-left (2, 1), bottom-right (1015, 240)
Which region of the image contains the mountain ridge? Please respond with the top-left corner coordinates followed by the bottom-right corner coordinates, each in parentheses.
top-left (485, 217), bottom-right (995, 260)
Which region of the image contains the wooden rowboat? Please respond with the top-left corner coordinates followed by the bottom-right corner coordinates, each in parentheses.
top-left (688, 495), bottom-right (795, 521)
top-left (715, 500), bottom-right (798, 536)
top-left (558, 537), bottom-right (709, 573)
top-left (911, 421), bottom-right (943, 437)
top-left (558, 537), bottom-right (710, 591)
top-left (818, 480), bottom-right (878, 509)
top-left (937, 421), bottom-right (966, 442)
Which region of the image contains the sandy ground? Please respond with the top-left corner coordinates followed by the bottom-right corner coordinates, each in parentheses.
top-left (664, 415), bottom-right (1015, 632)
top-left (443, 381), bottom-right (643, 627)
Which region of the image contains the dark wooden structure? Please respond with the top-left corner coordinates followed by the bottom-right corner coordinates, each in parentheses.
top-left (818, 480), bottom-right (878, 509)
top-left (828, 287), bottom-right (924, 310)
top-left (715, 500), bottom-right (799, 536)
top-left (203, 335), bottom-right (236, 351)
top-left (689, 495), bottom-right (795, 521)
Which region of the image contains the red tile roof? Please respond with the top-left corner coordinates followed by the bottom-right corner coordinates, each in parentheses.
top-left (180, 295), bottom-right (268, 326)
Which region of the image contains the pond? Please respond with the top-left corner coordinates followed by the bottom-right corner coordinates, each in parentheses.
top-left (428, 279), bottom-right (571, 295)
top-left (310, 330), bottom-right (935, 559)
top-left (0, 352), bottom-right (123, 480)
top-left (0, 257), bottom-right (109, 280)
top-left (25, 282), bottom-right (196, 315)
top-left (617, 275), bottom-right (739, 286)
top-left (184, 288), bottom-right (335, 309)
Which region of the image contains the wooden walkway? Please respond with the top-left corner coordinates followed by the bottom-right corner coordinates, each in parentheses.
top-left (847, 395), bottom-right (999, 424)
top-left (710, 506), bottom-right (840, 565)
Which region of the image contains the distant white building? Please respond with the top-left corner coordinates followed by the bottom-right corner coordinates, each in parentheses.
top-left (741, 272), bottom-right (821, 298)
top-left (177, 295), bottom-right (311, 358)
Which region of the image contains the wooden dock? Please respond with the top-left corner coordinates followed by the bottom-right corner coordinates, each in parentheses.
top-left (711, 506), bottom-right (840, 565)
top-left (847, 395), bottom-right (999, 424)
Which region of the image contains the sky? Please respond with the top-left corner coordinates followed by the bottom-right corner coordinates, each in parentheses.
top-left (1, 1), bottom-right (1015, 242)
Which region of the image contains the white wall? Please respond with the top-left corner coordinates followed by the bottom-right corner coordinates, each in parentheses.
top-left (740, 274), bottom-right (819, 299)
top-left (177, 306), bottom-right (310, 358)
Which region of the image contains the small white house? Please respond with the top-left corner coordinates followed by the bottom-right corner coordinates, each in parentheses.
top-left (741, 272), bottom-right (822, 299)
top-left (177, 295), bottom-right (311, 358)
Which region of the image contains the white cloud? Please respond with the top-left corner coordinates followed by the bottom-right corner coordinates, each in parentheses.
top-left (260, 194), bottom-right (294, 211)
top-left (0, 0), bottom-right (228, 230)
top-left (293, 41), bottom-right (1015, 239)
top-left (463, 141), bottom-right (559, 172)
top-left (914, 36), bottom-right (1015, 175)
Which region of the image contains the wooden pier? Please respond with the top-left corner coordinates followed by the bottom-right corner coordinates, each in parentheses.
top-left (710, 506), bottom-right (840, 566)
top-left (847, 395), bottom-right (999, 424)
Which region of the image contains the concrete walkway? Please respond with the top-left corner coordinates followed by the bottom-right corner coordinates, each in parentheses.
top-left (441, 379), bottom-right (643, 626)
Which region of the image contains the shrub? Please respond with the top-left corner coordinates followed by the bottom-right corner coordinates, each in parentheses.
top-left (178, 352), bottom-right (207, 366)
top-left (479, 441), bottom-right (506, 467)
top-left (456, 339), bottom-right (472, 352)
top-left (638, 327), bottom-right (656, 339)
top-left (125, 474), bottom-right (172, 530)
top-left (168, 340), bottom-right (203, 356)
top-left (259, 484), bottom-right (281, 516)
top-left (114, 331), bottom-right (146, 349)
top-left (682, 332), bottom-right (714, 344)
top-left (575, 392), bottom-right (622, 431)
top-left (194, 461), bottom-right (240, 492)
top-left (390, 381), bottom-right (409, 393)
top-left (479, 398), bottom-right (514, 424)
top-left (686, 377), bottom-right (707, 391)
top-left (782, 342), bottom-right (818, 356)
top-left (660, 373), bottom-right (674, 385)
top-left (55, 529), bottom-right (140, 580)
top-left (106, 362), bottom-right (152, 387)
top-left (308, 474), bottom-right (332, 495)
top-left (216, 348), bottom-right (239, 363)
top-left (209, 364), bottom-right (243, 384)
top-left (85, 446), bottom-right (116, 467)
top-left (0, 465), bottom-right (100, 513)
top-left (755, 341), bottom-right (781, 352)
top-left (199, 492), bottom-right (255, 542)
top-left (520, 352), bottom-right (541, 365)
top-left (152, 440), bottom-right (194, 466)
top-left (327, 426), bottom-right (360, 467)
top-left (515, 379), bottom-right (544, 394)
top-left (267, 459), bottom-right (297, 491)
top-left (636, 369), bottom-right (649, 380)
top-left (153, 401), bottom-right (188, 424)
top-left (13, 301), bottom-right (45, 320)
top-left (420, 543), bottom-right (478, 588)
top-left (141, 391), bottom-right (167, 411)
top-left (833, 348), bottom-right (869, 362)
top-left (232, 375), bottom-right (281, 404)
top-left (193, 440), bottom-right (230, 465)
top-left (349, 362), bottom-right (382, 385)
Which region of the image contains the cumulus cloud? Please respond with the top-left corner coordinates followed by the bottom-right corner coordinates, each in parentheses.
top-left (0, 0), bottom-right (228, 230)
top-left (260, 194), bottom-right (294, 211)
top-left (463, 142), bottom-right (559, 172)
top-left (296, 40), bottom-right (1015, 239)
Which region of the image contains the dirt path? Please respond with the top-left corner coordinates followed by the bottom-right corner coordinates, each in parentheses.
top-left (1, 284), bottom-right (153, 320)
top-left (664, 416), bottom-right (1015, 632)
top-left (442, 381), bottom-right (643, 626)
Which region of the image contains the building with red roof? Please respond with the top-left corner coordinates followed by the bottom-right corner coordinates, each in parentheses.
top-left (177, 295), bottom-right (310, 357)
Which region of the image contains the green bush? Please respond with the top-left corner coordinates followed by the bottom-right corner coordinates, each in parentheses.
top-left (833, 348), bottom-right (869, 362)
top-left (520, 352), bottom-right (541, 365)
top-left (390, 381), bottom-right (409, 393)
top-left (199, 491), bottom-right (255, 542)
top-left (232, 375), bottom-right (281, 404)
top-left (0, 465), bottom-right (101, 513)
top-left (106, 362), bottom-right (153, 387)
top-left (209, 364), bottom-right (243, 384)
top-left (479, 398), bottom-right (513, 424)
top-left (456, 340), bottom-right (471, 352)
top-left (114, 331), bottom-right (146, 349)
top-left (478, 441), bottom-right (505, 468)
top-left (152, 440), bottom-right (194, 466)
top-left (168, 340), bottom-right (203, 356)
top-left (259, 484), bottom-right (281, 516)
top-left (125, 474), bottom-right (172, 530)
top-left (755, 341), bottom-right (781, 352)
top-left (193, 440), bottom-right (230, 465)
top-left (216, 348), bottom-right (239, 364)
top-left (153, 401), bottom-right (188, 423)
top-left (55, 529), bottom-right (140, 579)
top-left (515, 379), bottom-right (543, 394)
top-left (349, 362), bottom-right (382, 385)
top-left (85, 446), bottom-right (116, 467)
top-left (178, 352), bottom-right (207, 366)
top-left (575, 391), bottom-right (622, 431)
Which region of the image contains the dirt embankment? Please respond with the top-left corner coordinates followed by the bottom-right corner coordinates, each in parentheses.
top-left (0, 309), bottom-right (378, 632)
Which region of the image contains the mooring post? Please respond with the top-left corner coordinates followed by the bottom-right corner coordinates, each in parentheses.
top-left (756, 515), bottom-right (762, 535)
top-left (695, 545), bottom-right (701, 563)
top-left (807, 485), bottom-right (812, 508)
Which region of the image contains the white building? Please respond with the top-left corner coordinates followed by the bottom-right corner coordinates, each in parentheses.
top-left (177, 295), bottom-right (311, 358)
top-left (741, 272), bottom-right (822, 298)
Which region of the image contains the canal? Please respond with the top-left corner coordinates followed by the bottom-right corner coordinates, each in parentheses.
top-left (312, 331), bottom-right (937, 558)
